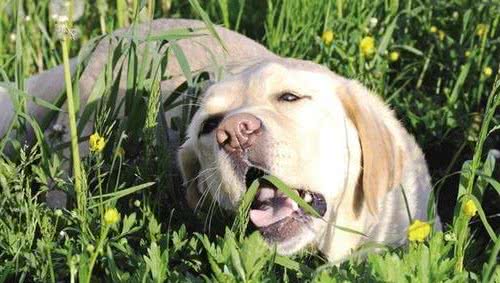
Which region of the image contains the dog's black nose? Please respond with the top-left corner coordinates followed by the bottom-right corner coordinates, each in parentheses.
top-left (216, 113), bottom-right (262, 152)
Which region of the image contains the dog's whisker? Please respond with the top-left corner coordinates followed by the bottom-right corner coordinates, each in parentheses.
top-left (187, 165), bottom-right (218, 185)
top-left (204, 179), bottom-right (222, 233)
top-left (207, 181), bottom-right (223, 233)
top-left (185, 160), bottom-right (219, 185)
top-left (194, 165), bottom-right (222, 214)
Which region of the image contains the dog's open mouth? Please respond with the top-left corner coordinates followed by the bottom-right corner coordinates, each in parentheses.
top-left (245, 167), bottom-right (327, 242)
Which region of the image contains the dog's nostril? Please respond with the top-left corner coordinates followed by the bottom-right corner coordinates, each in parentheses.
top-left (216, 129), bottom-right (230, 145)
top-left (240, 119), bottom-right (261, 134)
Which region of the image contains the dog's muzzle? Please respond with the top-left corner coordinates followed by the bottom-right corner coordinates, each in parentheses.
top-left (214, 113), bottom-right (327, 243)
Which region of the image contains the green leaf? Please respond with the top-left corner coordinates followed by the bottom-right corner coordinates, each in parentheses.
top-left (275, 255), bottom-right (313, 274)
top-left (143, 242), bottom-right (169, 282)
top-left (121, 212), bottom-right (137, 235)
top-left (170, 41), bottom-right (193, 86)
top-left (233, 178), bottom-right (260, 240)
top-left (0, 82), bottom-right (63, 112)
top-left (240, 232), bottom-right (270, 279)
top-left (468, 195), bottom-right (498, 242)
top-left (476, 174), bottom-right (500, 196)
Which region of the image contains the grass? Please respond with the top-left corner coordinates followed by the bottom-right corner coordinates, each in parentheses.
top-left (0, 0), bottom-right (499, 282)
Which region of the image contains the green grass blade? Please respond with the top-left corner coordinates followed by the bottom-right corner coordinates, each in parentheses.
top-left (170, 41), bottom-right (193, 86)
top-left (274, 255), bottom-right (313, 274)
top-left (0, 83), bottom-right (62, 112)
top-left (261, 175), bottom-right (320, 218)
top-left (145, 27), bottom-right (208, 42)
top-left (89, 182), bottom-right (155, 208)
top-left (188, 0), bottom-right (228, 52)
top-left (468, 194), bottom-right (498, 242)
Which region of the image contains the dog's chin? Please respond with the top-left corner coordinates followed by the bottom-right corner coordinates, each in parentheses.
top-left (260, 217), bottom-right (319, 256)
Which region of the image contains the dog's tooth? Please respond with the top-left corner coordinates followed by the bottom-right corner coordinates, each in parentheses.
top-left (304, 192), bottom-right (312, 203)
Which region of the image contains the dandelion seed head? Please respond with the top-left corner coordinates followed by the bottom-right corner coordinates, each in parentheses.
top-left (49, 0), bottom-right (85, 22)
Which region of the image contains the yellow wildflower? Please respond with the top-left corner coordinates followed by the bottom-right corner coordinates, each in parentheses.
top-left (389, 51), bottom-right (400, 62)
top-left (321, 30), bottom-right (334, 46)
top-left (89, 132), bottom-right (106, 152)
top-left (408, 220), bottom-right (431, 242)
top-left (430, 26), bottom-right (438, 33)
top-left (483, 67), bottom-right (493, 78)
top-left (465, 51), bottom-right (471, 58)
top-left (463, 199), bottom-right (477, 217)
top-left (104, 208), bottom-right (120, 225)
top-left (360, 36), bottom-right (376, 58)
top-left (438, 30), bottom-right (445, 41)
top-left (476, 24), bottom-right (488, 38)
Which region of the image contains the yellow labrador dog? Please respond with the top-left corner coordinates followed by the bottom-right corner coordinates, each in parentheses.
top-left (0, 19), bottom-right (438, 263)
top-left (179, 59), bottom-right (438, 262)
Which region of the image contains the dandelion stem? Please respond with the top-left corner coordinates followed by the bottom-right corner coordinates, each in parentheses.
top-left (61, 32), bottom-right (85, 219)
top-left (454, 70), bottom-right (500, 272)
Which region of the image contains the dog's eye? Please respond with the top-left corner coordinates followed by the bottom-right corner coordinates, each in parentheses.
top-left (199, 115), bottom-right (223, 135)
top-left (278, 92), bottom-right (301, 102)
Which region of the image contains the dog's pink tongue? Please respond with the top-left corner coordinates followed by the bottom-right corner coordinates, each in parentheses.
top-left (249, 187), bottom-right (298, 228)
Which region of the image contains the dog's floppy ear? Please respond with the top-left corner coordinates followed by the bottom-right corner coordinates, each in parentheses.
top-left (337, 81), bottom-right (404, 215)
top-left (178, 140), bottom-right (202, 210)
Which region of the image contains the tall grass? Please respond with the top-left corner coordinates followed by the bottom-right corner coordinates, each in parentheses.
top-left (0, 0), bottom-right (499, 282)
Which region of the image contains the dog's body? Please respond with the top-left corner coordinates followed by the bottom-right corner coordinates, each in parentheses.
top-left (0, 19), bottom-right (439, 262)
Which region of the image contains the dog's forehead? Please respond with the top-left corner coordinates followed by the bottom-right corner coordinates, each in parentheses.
top-left (201, 59), bottom-right (341, 114)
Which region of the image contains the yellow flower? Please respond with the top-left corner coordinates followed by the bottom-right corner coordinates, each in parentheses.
top-left (408, 220), bottom-right (431, 242)
top-left (389, 51), bottom-right (400, 62)
top-left (321, 30), bottom-right (334, 46)
top-left (463, 199), bottom-right (477, 217)
top-left (89, 132), bottom-right (106, 152)
top-left (360, 36), bottom-right (376, 58)
top-left (104, 208), bottom-right (120, 225)
top-left (476, 24), bottom-right (488, 38)
top-left (465, 51), bottom-right (471, 58)
top-left (483, 66), bottom-right (493, 78)
top-left (438, 30), bottom-right (445, 41)
top-left (430, 26), bottom-right (438, 33)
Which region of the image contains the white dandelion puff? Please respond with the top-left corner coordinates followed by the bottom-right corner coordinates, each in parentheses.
top-left (49, 0), bottom-right (85, 22)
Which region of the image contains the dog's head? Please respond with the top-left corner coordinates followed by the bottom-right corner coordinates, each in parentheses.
top-left (178, 58), bottom-right (403, 255)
